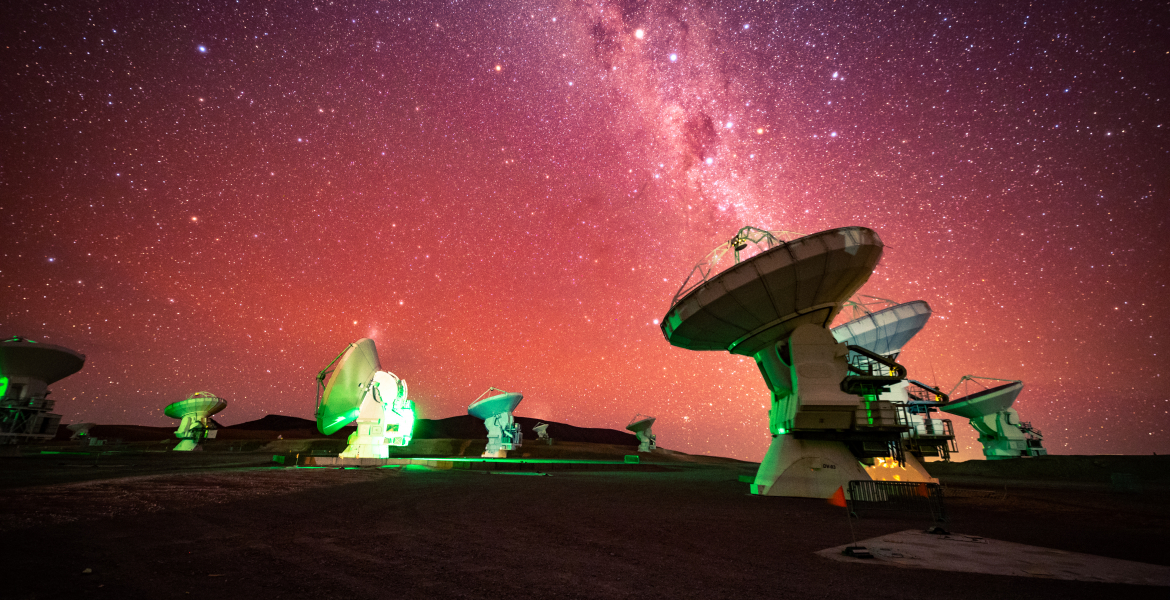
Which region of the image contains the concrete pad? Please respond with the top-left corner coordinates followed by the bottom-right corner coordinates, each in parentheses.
top-left (819, 529), bottom-right (1170, 586)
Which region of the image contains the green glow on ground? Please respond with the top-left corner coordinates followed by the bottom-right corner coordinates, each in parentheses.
top-left (0, 376), bottom-right (8, 397)
top-left (389, 457), bottom-right (632, 465)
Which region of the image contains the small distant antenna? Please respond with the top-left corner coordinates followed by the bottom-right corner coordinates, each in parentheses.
top-left (939, 376), bottom-right (1045, 460)
top-left (533, 422), bottom-right (552, 445)
top-left (67, 422), bottom-right (94, 440)
top-left (468, 388), bottom-right (524, 458)
top-left (67, 422), bottom-right (101, 446)
top-left (625, 414), bottom-right (657, 453)
top-left (164, 392), bottom-right (227, 451)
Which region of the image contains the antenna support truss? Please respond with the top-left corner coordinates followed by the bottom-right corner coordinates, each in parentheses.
top-left (948, 374), bottom-right (1020, 398)
top-left (671, 226), bottom-right (804, 306)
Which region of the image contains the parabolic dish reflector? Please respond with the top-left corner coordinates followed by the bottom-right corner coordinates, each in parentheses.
top-left (164, 392), bottom-right (227, 419)
top-left (0, 339), bottom-right (85, 384)
top-left (468, 392), bottom-right (523, 420)
top-left (831, 300), bottom-right (932, 357)
top-left (318, 338), bottom-right (381, 435)
top-left (940, 381), bottom-right (1023, 419)
top-left (627, 416), bottom-right (656, 433)
top-left (661, 227), bottom-right (883, 356)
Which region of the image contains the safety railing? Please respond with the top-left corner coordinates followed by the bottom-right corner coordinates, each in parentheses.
top-left (846, 480), bottom-right (947, 523)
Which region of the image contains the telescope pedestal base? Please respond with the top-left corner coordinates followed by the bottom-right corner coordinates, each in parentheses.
top-left (750, 434), bottom-right (871, 498)
top-left (340, 420), bottom-right (391, 459)
top-left (340, 443), bottom-right (390, 459)
top-left (172, 440), bottom-right (201, 452)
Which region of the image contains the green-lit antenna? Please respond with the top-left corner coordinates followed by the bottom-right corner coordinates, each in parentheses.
top-left (315, 338), bottom-right (415, 459)
top-left (164, 392), bottom-right (227, 451)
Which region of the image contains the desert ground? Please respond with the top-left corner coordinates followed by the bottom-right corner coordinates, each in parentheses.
top-left (2, 422), bottom-right (1167, 599)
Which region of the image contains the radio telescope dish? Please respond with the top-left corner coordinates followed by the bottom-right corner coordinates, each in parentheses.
top-left (0, 337), bottom-right (84, 445)
top-left (831, 298), bottom-right (932, 359)
top-left (626, 414), bottom-right (657, 452)
top-left (940, 376), bottom-right (1045, 460)
top-left (318, 338), bottom-right (380, 435)
top-left (662, 227), bottom-right (883, 357)
top-left (831, 298), bottom-right (953, 479)
top-left (661, 226), bottom-right (921, 499)
top-left (533, 422), bottom-right (552, 444)
top-left (468, 388), bottom-right (523, 458)
top-left (315, 338), bottom-right (415, 459)
top-left (942, 377), bottom-right (1023, 419)
top-left (0, 336), bottom-right (85, 385)
top-left (164, 392), bottom-right (226, 451)
top-left (67, 422), bottom-right (95, 441)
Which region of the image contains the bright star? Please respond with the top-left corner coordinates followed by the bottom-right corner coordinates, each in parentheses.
top-left (669, 53), bottom-right (678, 62)
top-left (635, 29), bottom-right (645, 40)
top-left (198, 45), bottom-right (208, 53)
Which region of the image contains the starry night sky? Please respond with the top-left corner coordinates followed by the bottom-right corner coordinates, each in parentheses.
top-left (4, 1), bottom-right (1167, 460)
